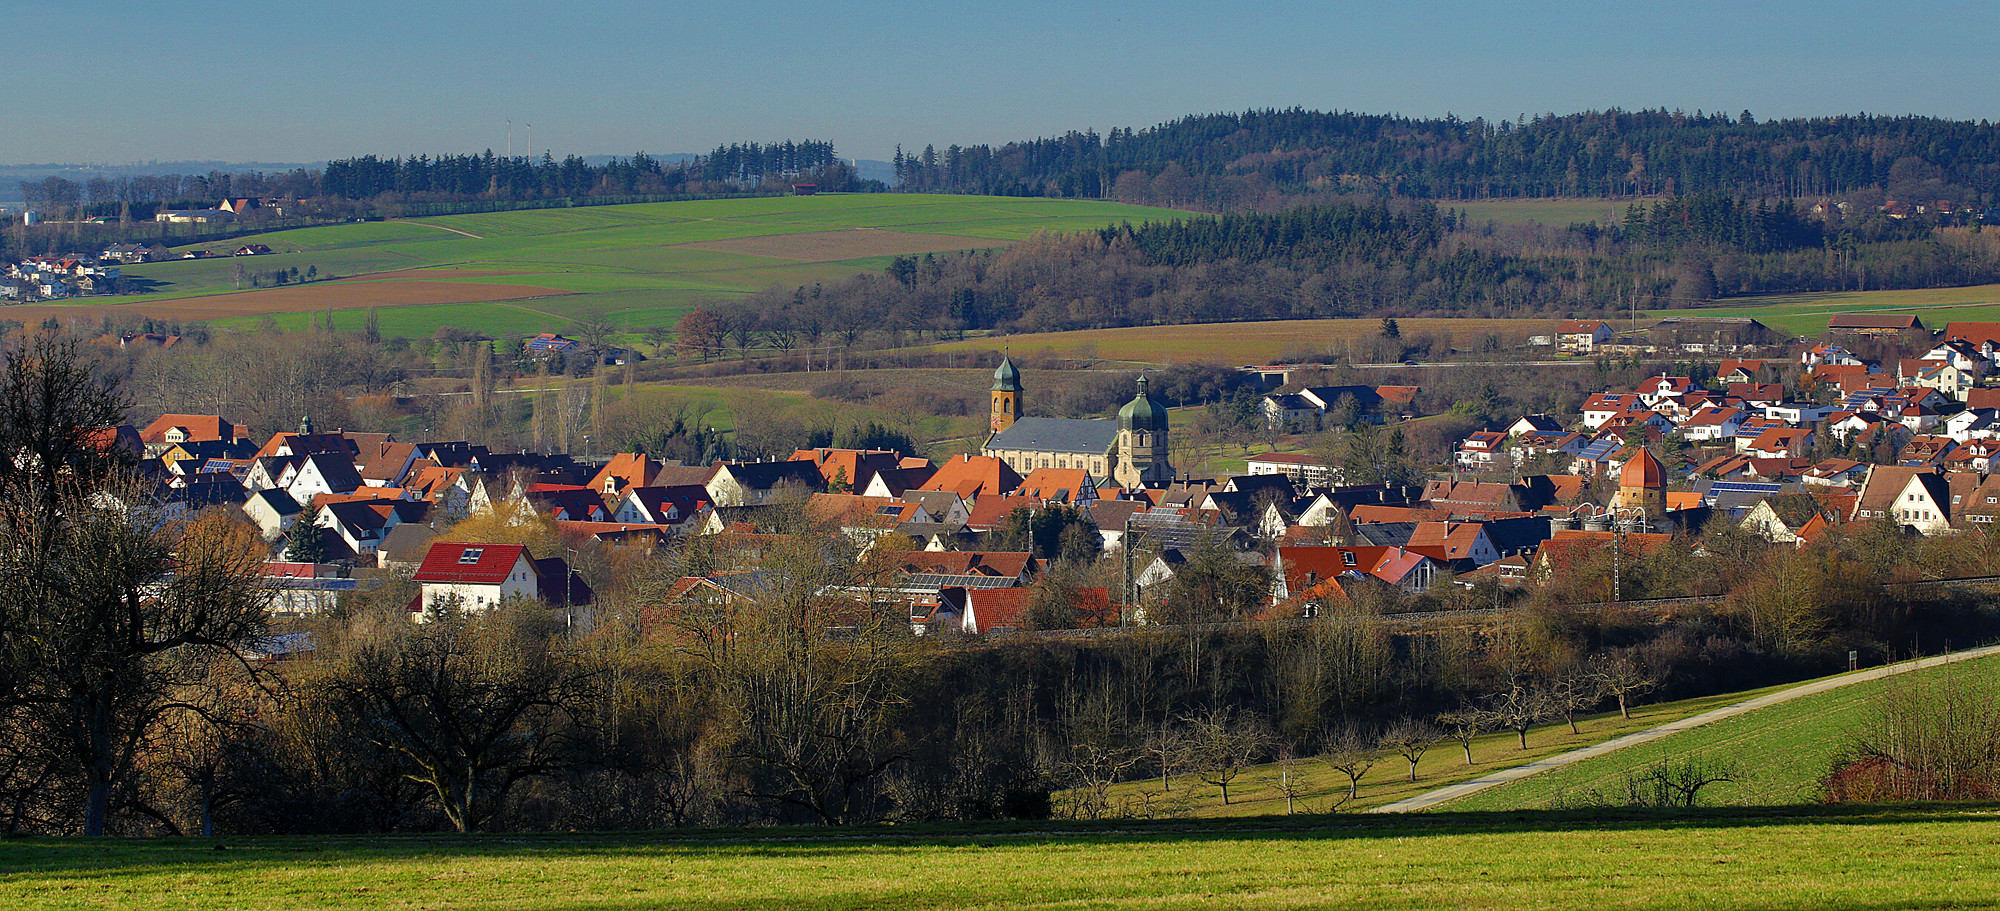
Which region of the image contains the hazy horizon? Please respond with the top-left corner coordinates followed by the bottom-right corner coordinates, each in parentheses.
top-left (7, 0), bottom-right (1997, 166)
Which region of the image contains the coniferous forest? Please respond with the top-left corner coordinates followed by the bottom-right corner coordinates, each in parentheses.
top-left (892, 108), bottom-right (2000, 206)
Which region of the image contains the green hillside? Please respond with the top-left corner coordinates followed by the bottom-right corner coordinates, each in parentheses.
top-left (1443, 652), bottom-right (2000, 812)
top-left (83, 195), bottom-right (1188, 337)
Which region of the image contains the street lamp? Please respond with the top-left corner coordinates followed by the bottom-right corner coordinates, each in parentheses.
top-left (564, 546), bottom-right (578, 631)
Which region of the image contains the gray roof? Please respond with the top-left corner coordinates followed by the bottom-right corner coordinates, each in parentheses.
top-left (249, 488), bottom-right (301, 515)
top-left (985, 417), bottom-right (1119, 455)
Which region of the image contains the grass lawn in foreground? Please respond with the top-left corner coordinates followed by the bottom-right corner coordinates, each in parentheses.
top-left (3, 807), bottom-right (1996, 910)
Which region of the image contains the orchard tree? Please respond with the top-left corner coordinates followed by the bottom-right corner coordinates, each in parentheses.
top-left (0, 336), bottom-right (271, 835)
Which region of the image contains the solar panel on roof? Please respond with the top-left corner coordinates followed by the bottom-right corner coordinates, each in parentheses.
top-left (1577, 440), bottom-right (1619, 459)
top-left (1708, 481), bottom-right (1785, 493)
top-left (904, 573), bottom-right (1016, 589)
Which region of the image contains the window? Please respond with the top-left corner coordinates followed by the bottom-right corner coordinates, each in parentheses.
top-left (1341, 551), bottom-right (1358, 567)
top-left (458, 548), bottom-right (484, 564)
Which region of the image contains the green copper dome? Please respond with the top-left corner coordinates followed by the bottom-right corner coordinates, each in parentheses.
top-left (1118, 376), bottom-right (1168, 432)
top-left (992, 354), bottom-right (1022, 392)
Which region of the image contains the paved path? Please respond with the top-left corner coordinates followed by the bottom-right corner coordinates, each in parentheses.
top-left (1370, 642), bottom-right (2000, 813)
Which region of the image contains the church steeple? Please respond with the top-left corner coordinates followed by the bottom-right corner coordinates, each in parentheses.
top-left (299, 413), bottom-right (315, 436)
top-left (990, 353), bottom-right (1022, 433)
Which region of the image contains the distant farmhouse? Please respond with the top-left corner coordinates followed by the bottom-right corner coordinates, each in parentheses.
top-left (1828, 313), bottom-right (1924, 335)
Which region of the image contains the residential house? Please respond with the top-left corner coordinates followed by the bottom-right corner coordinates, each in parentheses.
top-left (788, 448), bottom-right (906, 494)
top-left (1555, 320), bottom-right (1613, 354)
top-left (1900, 359), bottom-right (1976, 401)
top-left (241, 488), bottom-right (302, 541)
top-left (1852, 466), bottom-right (1952, 534)
top-left (1802, 342), bottom-right (1865, 367)
top-left (316, 499), bottom-right (427, 560)
top-left (587, 452), bottom-right (665, 498)
top-left (1679, 406), bottom-right (1748, 443)
top-left (411, 541), bottom-right (588, 616)
top-left (918, 454), bottom-right (1023, 503)
top-left (1406, 521), bottom-right (1500, 566)
top-left (1744, 428), bottom-right (1814, 460)
top-left (284, 452), bottom-right (365, 502)
top-left (1581, 393), bottom-right (1647, 429)
top-left (1270, 545), bottom-right (1437, 602)
top-left (1716, 359), bottom-right (1780, 384)
top-left (1455, 431), bottom-right (1509, 470)
top-left (706, 460), bottom-right (825, 507)
top-left (610, 484), bottom-right (711, 531)
top-left (1740, 493), bottom-right (1840, 544)
top-left (138, 413), bottom-right (243, 456)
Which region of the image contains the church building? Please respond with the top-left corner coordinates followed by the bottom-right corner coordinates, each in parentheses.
top-left (981, 355), bottom-right (1174, 490)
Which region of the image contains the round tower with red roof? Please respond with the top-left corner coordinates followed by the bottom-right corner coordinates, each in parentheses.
top-left (1612, 447), bottom-right (1666, 516)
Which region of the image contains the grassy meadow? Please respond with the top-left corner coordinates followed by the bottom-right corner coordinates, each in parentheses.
top-left (23, 195), bottom-right (1186, 338)
top-left (1645, 283), bottom-right (2000, 337)
top-left (1444, 652), bottom-right (2000, 812)
top-left (1095, 682), bottom-right (1795, 819)
top-left (5, 808), bottom-right (1998, 910)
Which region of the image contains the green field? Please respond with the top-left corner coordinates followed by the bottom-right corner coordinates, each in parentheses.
top-left (47, 195), bottom-right (1188, 339)
top-left (1443, 653), bottom-right (2000, 812)
top-left (1096, 682), bottom-right (1794, 819)
top-left (1645, 283), bottom-right (2000, 337)
top-left (5, 808), bottom-right (1997, 910)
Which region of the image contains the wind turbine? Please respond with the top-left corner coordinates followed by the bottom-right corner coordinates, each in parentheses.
top-left (507, 119), bottom-right (513, 158)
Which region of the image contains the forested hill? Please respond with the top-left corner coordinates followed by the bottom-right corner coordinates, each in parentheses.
top-left (892, 108), bottom-right (2000, 207)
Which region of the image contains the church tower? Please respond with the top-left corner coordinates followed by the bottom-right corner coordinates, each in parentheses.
top-left (1113, 375), bottom-right (1174, 489)
top-left (990, 354), bottom-right (1023, 433)
top-left (1612, 447), bottom-right (1666, 517)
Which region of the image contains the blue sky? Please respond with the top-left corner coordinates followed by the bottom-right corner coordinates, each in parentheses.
top-left (6, 0), bottom-right (1997, 165)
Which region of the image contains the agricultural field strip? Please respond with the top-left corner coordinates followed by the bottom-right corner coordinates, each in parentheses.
top-left (1375, 641), bottom-right (2000, 813)
top-left (11, 809), bottom-right (2000, 911)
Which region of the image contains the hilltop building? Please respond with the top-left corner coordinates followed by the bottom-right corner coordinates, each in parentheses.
top-left (981, 356), bottom-right (1174, 490)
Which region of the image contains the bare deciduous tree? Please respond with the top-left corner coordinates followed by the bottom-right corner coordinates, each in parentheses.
top-left (1381, 719), bottom-right (1441, 782)
top-left (1318, 726), bottom-right (1377, 804)
top-left (1488, 678), bottom-right (1556, 750)
top-left (1594, 652), bottom-right (1662, 720)
top-left (1185, 707), bottom-right (1270, 805)
top-left (1436, 706), bottom-right (1496, 765)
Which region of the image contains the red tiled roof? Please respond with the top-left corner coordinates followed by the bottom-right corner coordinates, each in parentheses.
top-left (413, 542), bottom-right (532, 586)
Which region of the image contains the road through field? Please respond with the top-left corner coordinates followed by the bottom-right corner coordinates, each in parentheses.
top-left (1371, 641), bottom-right (2000, 813)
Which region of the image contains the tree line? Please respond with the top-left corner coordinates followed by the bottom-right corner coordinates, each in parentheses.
top-left (893, 107), bottom-right (2000, 207)
top-left (14, 140), bottom-right (860, 222)
top-left (707, 199), bottom-right (2000, 340)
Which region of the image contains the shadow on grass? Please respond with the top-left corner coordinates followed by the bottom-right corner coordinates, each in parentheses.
top-left (7, 803), bottom-right (1998, 876)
